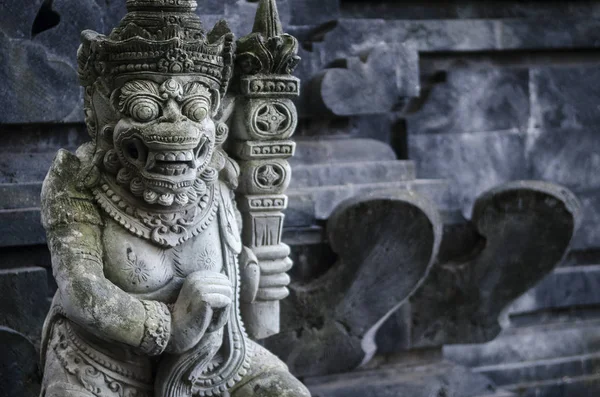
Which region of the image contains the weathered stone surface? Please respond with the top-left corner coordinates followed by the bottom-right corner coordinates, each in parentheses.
top-left (340, 2), bottom-right (600, 20)
top-left (291, 138), bottom-right (397, 166)
top-left (0, 0), bottom-right (45, 38)
top-left (572, 190), bottom-right (600, 250)
top-left (307, 43), bottom-right (419, 116)
top-left (0, 153), bottom-right (56, 183)
top-left (265, 190), bottom-right (442, 377)
top-left (33, 0), bottom-right (104, 63)
top-left (405, 68), bottom-right (530, 135)
top-left (478, 351), bottom-right (600, 389)
top-left (304, 361), bottom-right (504, 397)
top-left (0, 327), bottom-right (40, 397)
top-left (445, 317), bottom-right (600, 397)
top-left (0, 267), bottom-right (49, 341)
top-left (290, 160), bottom-right (416, 189)
top-left (0, 183), bottom-right (43, 209)
top-left (527, 126), bottom-right (600, 194)
top-left (378, 181), bottom-right (581, 351)
top-left (501, 18), bottom-right (600, 51)
top-left (408, 129), bottom-right (527, 215)
top-left (508, 265), bottom-right (600, 316)
top-left (530, 67), bottom-right (600, 132)
top-left (0, 209), bottom-right (45, 248)
top-left (0, 33), bottom-right (81, 123)
top-left (445, 318), bottom-right (600, 369)
top-left (288, 179), bottom-right (450, 222)
top-left (287, 0), bottom-right (339, 26)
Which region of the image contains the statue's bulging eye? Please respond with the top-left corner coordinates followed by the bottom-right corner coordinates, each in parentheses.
top-left (129, 97), bottom-right (160, 122)
top-left (182, 98), bottom-right (210, 122)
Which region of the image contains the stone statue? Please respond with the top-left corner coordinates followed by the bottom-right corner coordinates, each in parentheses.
top-left (38, 0), bottom-right (308, 396)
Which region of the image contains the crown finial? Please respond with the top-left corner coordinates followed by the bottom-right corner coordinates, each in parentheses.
top-left (126, 0), bottom-right (198, 12)
top-left (252, 0), bottom-right (283, 38)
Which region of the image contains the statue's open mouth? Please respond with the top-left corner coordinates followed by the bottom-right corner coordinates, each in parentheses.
top-left (122, 135), bottom-right (211, 178)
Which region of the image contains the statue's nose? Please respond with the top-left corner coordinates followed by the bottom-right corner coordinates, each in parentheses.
top-left (161, 99), bottom-right (182, 123)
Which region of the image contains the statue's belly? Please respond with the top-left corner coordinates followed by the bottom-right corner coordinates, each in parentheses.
top-left (102, 217), bottom-right (224, 300)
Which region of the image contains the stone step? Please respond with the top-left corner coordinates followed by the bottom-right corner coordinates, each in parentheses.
top-left (474, 352), bottom-right (600, 387)
top-left (0, 152), bottom-right (55, 184)
top-left (473, 392), bottom-right (515, 397)
top-left (0, 183), bottom-right (42, 210)
top-left (0, 267), bottom-right (49, 342)
top-left (290, 160), bottom-right (416, 189)
top-left (0, 208), bottom-right (45, 248)
top-left (304, 361), bottom-right (503, 397)
top-left (503, 372), bottom-right (600, 397)
top-left (444, 318), bottom-right (600, 369)
top-left (287, 179), bottom-right (451, 227)
top-left (291, 137), bottom-right (397, 166)
top-left (507, 265), bottom-right (600, 318)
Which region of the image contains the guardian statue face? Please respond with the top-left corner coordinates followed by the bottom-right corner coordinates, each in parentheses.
top-left (109, 76), bottom-right (218, 206)
top-left (76, 2), bottom-right (235, 208)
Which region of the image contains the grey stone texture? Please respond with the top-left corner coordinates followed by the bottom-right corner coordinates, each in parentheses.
top-left (2, 1), bottom-right (600, 396)
top-left (0, 327), bottom-right (41, 397)
top-left (304, 360), bottom-right (507, 397)
top-left (377, 181), bottom-right (581, 352)
top-left (266, 189), bottom-right (442, 377)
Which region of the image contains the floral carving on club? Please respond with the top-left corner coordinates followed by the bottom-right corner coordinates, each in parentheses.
top-left (38, 1), bottom-right (307, 397)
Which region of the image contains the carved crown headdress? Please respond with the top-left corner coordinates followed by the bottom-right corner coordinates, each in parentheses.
top-left (77, 0), bottom-right (235, 96)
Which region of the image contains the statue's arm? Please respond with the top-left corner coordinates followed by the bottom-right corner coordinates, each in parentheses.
top-left (42, 150), bottom-right (171, 356)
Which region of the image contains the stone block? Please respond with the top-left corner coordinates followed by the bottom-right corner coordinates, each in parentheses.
top-left (501, 18), bottom-right (600, 50)
top-left (32, 0), bottom-right (104, 64)
top-left (527, 126), bottom-right (600, 193)
top-left (0, 209), bottom-right (46, 247)
top-left (288, 179), bottom-right (450, 221)
top-left (0, 183), bottom-right (43, 210)
top-left (0, 0), bottom-right (45, 39)
top-left (291, 138), bottom-right (397, 166)
top-left (444, 319), bottom-right (600, 368)
top-left (530, 67), bottom-right (600, 131)
top-left (307, 43), bottom-right (419, 116)
top-left (508, 265), bottom-right (600, 317)
top-left (0, 327), bottom-right (40, 397)
top-left (287, 0), bottom-right (339, 26)
top-left (304, 361), bottom-right (502, 397)
top-left (0, 267), bottom-right (49, 341)
top-left (408, 129), bottom-right (527, 215)
top-left (479, 351), bottom-right (600, 388)
top-left (0, 152), bottom-right (55, 184)
top-left (0, 33), bottom-right (82, 124)
top-left (571, 190), bottom-right (600, 251)
top-left (290, 160), bottom-right (416, 189)
top-left (406, 68), bottom-right (530, 136)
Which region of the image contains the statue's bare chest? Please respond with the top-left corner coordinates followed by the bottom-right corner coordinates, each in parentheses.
top-left (102, 215), bottom-right (224, 301)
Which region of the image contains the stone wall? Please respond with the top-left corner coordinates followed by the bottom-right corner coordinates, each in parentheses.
top-left (1, 1), bottom-right (600, 396)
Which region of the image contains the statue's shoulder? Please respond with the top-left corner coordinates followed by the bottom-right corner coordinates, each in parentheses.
top-left (41, 148), bottom-right (103, 229)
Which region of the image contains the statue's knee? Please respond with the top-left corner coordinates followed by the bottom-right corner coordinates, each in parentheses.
top-left (232, 370), bottom-right (311, 397)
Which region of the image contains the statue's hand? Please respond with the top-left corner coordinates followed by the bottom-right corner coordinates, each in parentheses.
top-left (240, 246), bottom-right (260, 303)
top-left (167, 271), bottom-right (233, 353)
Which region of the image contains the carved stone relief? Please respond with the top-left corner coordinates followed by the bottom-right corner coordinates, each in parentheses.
top-left (39, 1), bottom-right (309, 396)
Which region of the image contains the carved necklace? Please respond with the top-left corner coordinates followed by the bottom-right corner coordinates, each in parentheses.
top-left (93, 174), bottom-right (219, 248)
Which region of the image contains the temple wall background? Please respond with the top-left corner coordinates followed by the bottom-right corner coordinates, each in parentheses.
top-left (1, 1), bottom-right (600, 396)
